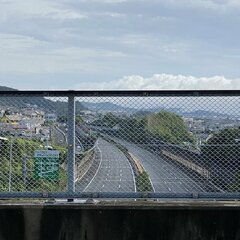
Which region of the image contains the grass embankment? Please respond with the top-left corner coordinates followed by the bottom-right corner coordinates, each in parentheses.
top-left (75, 148), bottom-right (95, 181)
top-left (129, 153), bottom-right (153, 192)
top-left (101, 135), bottom-right (153, 192)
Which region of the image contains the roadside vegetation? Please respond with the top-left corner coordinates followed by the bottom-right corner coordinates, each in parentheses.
top-left (0, 138), bottom-right (67, 192)
top-left (201, 127), bottom-right (240, 191)
top-left (136, 171), bottom-right (152, 192)
top-left (100, 111), bottom-right (194, 146)
top-left (145, 111), bottom-right (194, 144)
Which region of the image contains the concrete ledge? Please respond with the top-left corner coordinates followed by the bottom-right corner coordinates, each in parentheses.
top-left (1, 201), bottom-right (240, 240)
top-left (1, 200), bottom-right (240, 209)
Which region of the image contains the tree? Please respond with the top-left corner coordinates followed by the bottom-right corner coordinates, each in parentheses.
top-left (201, 127), bottom-right (240, 191)
top-left (102, 113), bottom-right (120, 127)
top-left (119, 117), bottom-right (147, 143)
top-left (145, 111), bottom-right (194, 144)
top-left (202, 127), bottom-right (240, 163)
top-left (58, 115), bottom-right (67, 123)
top-left (76, 115), bottom-right (84, 125)
top-left (0, 138), bottom-right (67, 192)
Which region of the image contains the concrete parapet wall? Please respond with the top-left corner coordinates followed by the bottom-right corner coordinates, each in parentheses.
top-left (0, 201), bottom-right (240, 240)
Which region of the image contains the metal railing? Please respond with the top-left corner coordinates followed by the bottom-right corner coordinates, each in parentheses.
top-left (0, 90), bottom-right (240, 199)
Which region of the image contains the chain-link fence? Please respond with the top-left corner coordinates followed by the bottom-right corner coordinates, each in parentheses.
top-left (0, 90), bottom-right (240, 199)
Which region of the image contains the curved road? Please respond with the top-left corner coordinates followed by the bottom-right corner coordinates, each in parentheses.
top-left (113, 138), bottom-right (206, 193)
top-left (76, 138), bottom-right (136, 192)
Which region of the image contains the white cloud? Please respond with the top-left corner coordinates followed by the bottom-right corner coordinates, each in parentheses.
top-left (0, 33), bottom-right (48, 53)
top-left (52, 47), bottom-right (126, 58)
top-left (0, 0), bottom-right (86, 21)
top-left (46, 10), bottom-right (86, 20)
top-left (77, 74), bottom-right (240, 90)
top-left (156, 0), bottom-right (240, 10)
top-left (0, 0), bottom-right (239, 90)
top-left (71, 0), bottom-right (128, 2)
top-left (62, 0), bottom-right (240, 9)
top-left (97, 12), bottom-right (126, 18)
top-left (0, 33), bottom-right (127, 74)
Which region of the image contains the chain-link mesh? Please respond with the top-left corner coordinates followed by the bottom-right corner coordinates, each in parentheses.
top-left (1, 91), bottom-right (240, 199)
top-left (0, 95), bottom-right (68, 193)
top-left (74, 95), bottom-right (240, 196)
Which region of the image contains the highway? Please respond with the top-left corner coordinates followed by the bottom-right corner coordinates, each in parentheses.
top-left (50, 126), bottom-right (66, 146)
top-left (76, 138), bottom-right (136, 192)
top-left (113, 138), bottom-right (206, 193)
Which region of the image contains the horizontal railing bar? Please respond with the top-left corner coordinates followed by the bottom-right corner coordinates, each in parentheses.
top-left (0, 192), bottom-right (192, 199)
top-left (0, 192), bottom-right (240, 199)
top-left (1, 90), bottom-right (240, 97)
top-left (198, 193), bottom-right (240, 199)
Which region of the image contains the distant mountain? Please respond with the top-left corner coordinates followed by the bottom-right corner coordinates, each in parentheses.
top-left (181, 110), bottom-right (230, 119)
top-left (149, 106), bottom-right (181, 114)
top-left (81, 101), bottom-right (137, 113)
top-left (82, 101), bottom-right (232, 119)
top-left (0, 86), bottom-right (17, 91)
top-left (0, 86), bottom-right (231, 119)
top-left (133, 110), bottom-right (152, 117)
top-left (0, 86), bottom-right (86, 115)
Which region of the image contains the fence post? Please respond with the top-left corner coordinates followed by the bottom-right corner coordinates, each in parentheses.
top-left (67, 95), bottom-right (75, 196)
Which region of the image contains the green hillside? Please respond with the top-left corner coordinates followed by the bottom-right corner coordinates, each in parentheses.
top-left (0, 86), bottom-right (86, 115)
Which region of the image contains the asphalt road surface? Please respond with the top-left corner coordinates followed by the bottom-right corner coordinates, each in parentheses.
top-left (51, 126), bottom-right (66, 146)
top-left (113, 138), bottom-right (206, 193)
top-left (76, 138), bottom-right (136, 192)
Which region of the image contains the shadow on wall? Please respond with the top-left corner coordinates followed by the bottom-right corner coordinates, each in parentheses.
top-left (1, 207), bottom-right (240, 240)
top-left (0, 208), bottom-right (24, 240)
top-left (40, 209), bottom-right (240, 240)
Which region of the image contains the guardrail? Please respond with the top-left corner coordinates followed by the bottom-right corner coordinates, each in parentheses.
top-left (0, 90), bottom-right (240, 200)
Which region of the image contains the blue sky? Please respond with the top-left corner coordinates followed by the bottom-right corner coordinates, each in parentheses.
top-left (0, 0), bottom-right (239, 90)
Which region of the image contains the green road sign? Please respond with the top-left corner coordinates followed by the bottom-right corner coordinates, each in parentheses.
top-left (34, 150), bottom-right (60, 180)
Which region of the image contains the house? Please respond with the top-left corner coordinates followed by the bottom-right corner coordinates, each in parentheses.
top-left (21, 109), bottom-right (45, 119)
top-left (0, 114), bottom-right (22, 126)
top-left (0, 110), bottom-right (5, 118)
top-left (18, 118), bottom-right (44, 130)
top-left (45, 113), bottom-right (57, 122)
